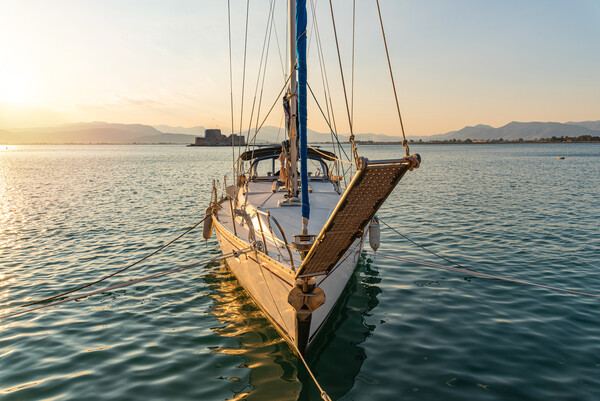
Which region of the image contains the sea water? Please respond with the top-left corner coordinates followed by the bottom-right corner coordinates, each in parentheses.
top-left (1, 143), bottom-right (599, 400)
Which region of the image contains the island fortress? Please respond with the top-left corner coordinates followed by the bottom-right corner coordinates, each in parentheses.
top-left (188, 129), bottom-right (246, 146)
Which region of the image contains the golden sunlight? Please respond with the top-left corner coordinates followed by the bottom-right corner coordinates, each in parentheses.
top-left (0, 146), bottom-right (18, 151)
top-left (0, 74), bottom-right (34, 103)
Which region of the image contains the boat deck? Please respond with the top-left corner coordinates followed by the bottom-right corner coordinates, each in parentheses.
top-left (216, 178), bottom-right (342, 270)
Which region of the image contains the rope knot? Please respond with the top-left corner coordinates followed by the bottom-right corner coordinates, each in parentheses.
top-left (406, 154), bottom-right (421, 171)
top-left (402, 139), bottom-right (410, 157)
top-left (321, 391), bottom-right (332, 401)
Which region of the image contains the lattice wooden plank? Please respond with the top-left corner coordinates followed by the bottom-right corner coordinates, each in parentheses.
top-left (296, 159), bottom-right (410, 277)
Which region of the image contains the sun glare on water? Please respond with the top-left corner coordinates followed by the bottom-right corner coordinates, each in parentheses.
top-left (0, 146), bottom-right (18, 151)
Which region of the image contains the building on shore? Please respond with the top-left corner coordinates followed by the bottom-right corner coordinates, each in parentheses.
top-left (188, 129), bottom-right (245, 146)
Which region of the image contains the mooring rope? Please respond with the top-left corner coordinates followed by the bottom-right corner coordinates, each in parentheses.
top-left (379, 218), bottom-right (476, 272)
top-left (1, 249), bottom-right (251, 321)
top-left (370, 251), bottom-right (600, 299)
top-left (374, 222), bottom-right (600, 299)
top-left (289, 341), bottom-right (332, 401)
top-left (23, 216), bottom-right (208, 307)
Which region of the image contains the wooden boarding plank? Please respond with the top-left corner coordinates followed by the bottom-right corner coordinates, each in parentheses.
top-left (295, 159), bottom-right (410, 278)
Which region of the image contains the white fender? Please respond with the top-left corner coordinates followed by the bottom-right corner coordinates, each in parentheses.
top-left (202, 207), bottom-right (214, 240)
top-left (369, 216), bottom-right (380, 252)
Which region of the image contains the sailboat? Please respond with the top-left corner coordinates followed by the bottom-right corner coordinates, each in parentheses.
top-left (205, 0), bottom-right (421, 355)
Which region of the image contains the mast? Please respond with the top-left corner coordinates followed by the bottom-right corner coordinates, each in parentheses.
top-left (288, 0), bottom-right (298, 197)
top-left (296, 0), bottom-right (310, 233)
top-left (286, 0), bottom-right (310, 234)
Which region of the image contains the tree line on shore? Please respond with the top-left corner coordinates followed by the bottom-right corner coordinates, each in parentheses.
top-left (356, 135), bottom-right (600, 145)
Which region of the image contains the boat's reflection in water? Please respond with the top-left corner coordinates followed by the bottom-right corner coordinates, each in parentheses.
top-left (205, 253), bottom-right (381, 401)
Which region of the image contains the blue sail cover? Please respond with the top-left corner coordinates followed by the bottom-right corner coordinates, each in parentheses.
top-left (296, 0), bottom-right (309, 221)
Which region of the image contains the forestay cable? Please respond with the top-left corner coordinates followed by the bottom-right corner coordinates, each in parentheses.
top-left (375, 0), bottom-right (410, 157)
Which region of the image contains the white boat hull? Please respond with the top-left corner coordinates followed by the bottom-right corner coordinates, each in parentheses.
top-left (209, 153), bottom-right (414, 354)
top-left (213, 214), bottom-right (363, 353)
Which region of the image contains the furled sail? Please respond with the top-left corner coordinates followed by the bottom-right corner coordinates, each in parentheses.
top-left (296, 0), bottom-right (310, 230)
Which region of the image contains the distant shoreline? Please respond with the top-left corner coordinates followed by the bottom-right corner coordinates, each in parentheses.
top-left (3, 140), bottom-right (600, 146)
top-left (358, 139), bottom-right (600, 145)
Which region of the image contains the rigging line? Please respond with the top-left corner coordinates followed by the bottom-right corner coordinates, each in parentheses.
top-left (238, 0), bottom-right (251, 175)
top-left (307, 1), bottom-right (331, 134)
top-left (271, 9), bottom-right (287, 80)
top-left (375, 0), bottom-right (410, 157)
top-left (379, 218), bottom-right (476, 272)
top-left (309, 0), bottom-right (347, 184)
top-left (328, 0), bottom-right (359, 163)
top-left (308, 0), bottom-right (335, 145)
top-left (228, 0), bottom-right (236, 179)
top-left (276, 113), bottom-right (285, 143)
top-left (306, 0), bottom-right (315, 58)
top-left (252, 2), bottom-right (278, 149)
top-left (2, 250), bottom-right (252, 321)
top-left (232, 71), bottom-right (295, 170)
top-left (307, 82), bottom-right (350, 162)
top-left (306, 82), bottom-right (352, 163)
top-left (247, 0), bottom-right (277, 158)
top-left (312, 0), bottom-right (339, 143)
top-left (308, 144), bottom-right (352, 164)
top-left (351, 0), bottom-right (355, 126)
top-left (286, 0), bottom-right (289, 75)
top-left (310, 0), bottom-right (335, 136)
top-left (368, 251), bottom-right (600, 299)
top-left (22, 216), bottom-right (209, 308)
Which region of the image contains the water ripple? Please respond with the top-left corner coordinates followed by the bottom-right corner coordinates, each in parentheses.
top-left (1, 144), bottom-right (599, 400)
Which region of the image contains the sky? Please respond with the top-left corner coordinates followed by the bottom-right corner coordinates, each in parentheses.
top-left (0, 0), bottom-right (599, 136)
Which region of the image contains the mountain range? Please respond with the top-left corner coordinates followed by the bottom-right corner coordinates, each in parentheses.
top-left (412, 121), bottom-right (600, 142)
top-left (0, 120), bottom-right (598, 144)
